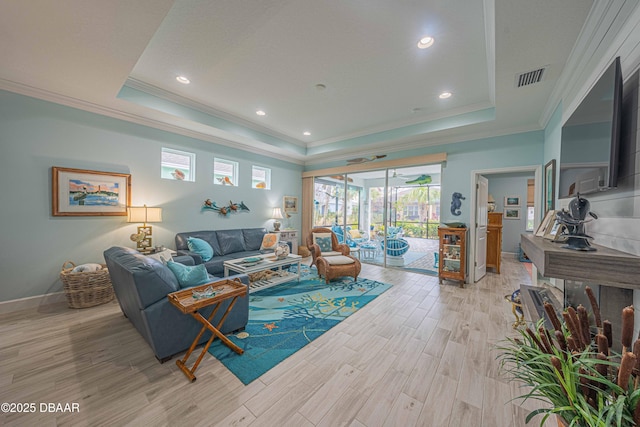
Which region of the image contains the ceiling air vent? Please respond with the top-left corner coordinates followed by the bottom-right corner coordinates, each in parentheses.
top-left (516, 67), bottom-right (546, 88)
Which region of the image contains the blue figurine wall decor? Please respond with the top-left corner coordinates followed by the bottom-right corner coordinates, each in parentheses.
top-left (450, 192), bottom-right (465, 216)
top-left (202, 199), bottom-right (250, 216)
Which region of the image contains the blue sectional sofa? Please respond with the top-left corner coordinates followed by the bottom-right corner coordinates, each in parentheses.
top-left (103, 246), bottom-right (249, 363)
top-left (175, 228), bottom-right (269, 276)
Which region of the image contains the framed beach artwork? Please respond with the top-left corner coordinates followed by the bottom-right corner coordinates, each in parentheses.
top-left (544, 159), bottom-right (556, 213)
top-left (283, 196), bottom-right (298, 214)
top-left (504, 208), bottom-right (520, 220)
top-left (52, 167), bottom-right (131, 216)
top-left (504, 196), bottom-right (521, 207)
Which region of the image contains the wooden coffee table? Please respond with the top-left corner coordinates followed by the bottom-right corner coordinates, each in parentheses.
top-left (224, 253), bottom-right (302, 293)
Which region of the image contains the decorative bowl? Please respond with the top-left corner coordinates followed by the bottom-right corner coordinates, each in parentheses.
top-left (274, 242), bottom-right (290, 260)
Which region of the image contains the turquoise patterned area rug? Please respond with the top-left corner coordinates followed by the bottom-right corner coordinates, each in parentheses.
top-left (207, 266), bottom-right (392, 384)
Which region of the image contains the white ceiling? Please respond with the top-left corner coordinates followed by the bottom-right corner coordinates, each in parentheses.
top-left (0, 0), bottom-right (594, 165)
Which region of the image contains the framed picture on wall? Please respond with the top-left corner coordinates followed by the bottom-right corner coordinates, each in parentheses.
top-left (544, 159), bottom-right (556, 213)
top-left (504, 208), bottom-right (520, 219)
top-left (504, 196), bottom-right (521, 207)
top-left (283, 196), bottom-right (298, 214)
top-left (52, 167), bottom-right (131, 216)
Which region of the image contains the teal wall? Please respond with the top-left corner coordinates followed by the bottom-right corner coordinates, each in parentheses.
top-left (487, 174), bottom-right (534, 253)
top-left (0, 90), bottom-right (303, 302)
top-left (0, 89), bottom-right (547, 303)
top-left (438, 132), bottom-right (543, 226)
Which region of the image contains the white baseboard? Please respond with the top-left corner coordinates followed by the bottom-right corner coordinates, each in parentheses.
top-left (0, 292), bottom-right (67, 315)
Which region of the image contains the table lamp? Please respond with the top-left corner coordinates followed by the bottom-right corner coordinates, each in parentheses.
top-left (127, 205), bottom-right (163, 252)
top-left (271, 207), bottom-right (284, 232)
top-left (488, 194), bottom-right (496, 212)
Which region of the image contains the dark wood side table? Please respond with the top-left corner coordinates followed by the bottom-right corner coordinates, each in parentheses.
top-left (168, 279), bottom-right (247, 382)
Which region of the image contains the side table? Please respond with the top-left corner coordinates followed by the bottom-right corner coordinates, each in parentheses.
top-left (359, 242), bottom-right (378, 260)
top-left (349, 246), bottom-right (360, 259)
top-left (168, 279), bottom-right (247, 382)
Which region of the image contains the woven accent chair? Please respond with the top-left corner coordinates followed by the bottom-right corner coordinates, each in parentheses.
top-left (306, 228), bottom-right (361, 283)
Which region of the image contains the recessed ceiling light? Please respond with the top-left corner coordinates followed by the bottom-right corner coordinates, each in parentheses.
top-left (176, 76), bottom-right (190, 84)
top-left (417, 36), bottom-right (435, 49)
top-left (439, 91), bottom-right (452, 99)
top-left (256, 110), bottom-right (266, 116)
top-left (303, 131), bottom-right (311, 136)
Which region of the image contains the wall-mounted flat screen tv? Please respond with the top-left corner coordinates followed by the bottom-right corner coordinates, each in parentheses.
top-left (558, 56), bottom-right (622, 199)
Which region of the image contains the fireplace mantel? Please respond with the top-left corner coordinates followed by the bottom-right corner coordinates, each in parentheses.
top-left (520, 234), bottom-right (640, 289)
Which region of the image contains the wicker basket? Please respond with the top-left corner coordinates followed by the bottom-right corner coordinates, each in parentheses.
top-left (59, 261), bottom-right (114, 309)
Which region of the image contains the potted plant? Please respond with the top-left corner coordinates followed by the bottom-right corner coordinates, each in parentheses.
top-left (498, 287), bottom-right (640, 426)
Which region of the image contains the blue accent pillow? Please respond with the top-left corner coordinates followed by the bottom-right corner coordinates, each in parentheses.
top-left (187, 237), bottom-right (214, 262)
top-left (166, 261), bottom-right (210, 288)
top-left (313, 234), bottom-right (333, 252)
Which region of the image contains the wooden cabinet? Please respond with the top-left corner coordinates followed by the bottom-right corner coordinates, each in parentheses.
top-left (438, 227), bottom-right (467, 287)
top-left (486, 212), bottom-right (503, 273)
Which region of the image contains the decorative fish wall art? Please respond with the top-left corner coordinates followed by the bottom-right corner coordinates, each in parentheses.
top-left (202, 199), bottom-right (250, 216)
top-left (405, 174), bottom-right (432, 185)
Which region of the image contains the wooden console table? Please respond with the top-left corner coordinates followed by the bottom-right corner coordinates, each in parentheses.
top-left (168, 279), bottom-right (247, 382)
top-left (520, 234), bottom-right (640, 289)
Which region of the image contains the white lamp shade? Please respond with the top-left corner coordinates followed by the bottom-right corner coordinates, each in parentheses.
top-left (127, 206), bottom-right (162, 223)
top-left (271, 207), bottom-right (284, 219)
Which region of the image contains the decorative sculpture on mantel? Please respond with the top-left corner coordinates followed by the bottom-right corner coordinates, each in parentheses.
top-left (556, 193), bottom-right (598, 251)
top-left (202, 199), bottom-right (250, 216)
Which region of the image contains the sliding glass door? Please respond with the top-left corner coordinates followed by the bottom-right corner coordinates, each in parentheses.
top-left (312, 164), bottom-right (441, 273)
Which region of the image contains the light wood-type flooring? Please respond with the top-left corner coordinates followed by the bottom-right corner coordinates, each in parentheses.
top-left (0, 255), bottom-right (554, 426)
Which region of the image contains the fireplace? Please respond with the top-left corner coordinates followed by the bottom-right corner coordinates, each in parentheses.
top-left (564, 280), bottom-right (632, 353)
top-left (520, 234), bottom-right (640, 353)
top-left (520, 281), bottom-right (632, 352)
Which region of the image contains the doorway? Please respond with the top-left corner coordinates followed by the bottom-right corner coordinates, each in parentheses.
top-left (469, 165), bottom-right (542, 283)
top-left (312, 164), bottom-right (441, 274)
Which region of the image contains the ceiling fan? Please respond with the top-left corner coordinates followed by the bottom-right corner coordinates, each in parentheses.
top-left (346, 154), bottom-right (387, 165)
top-left (391, 169), bottom-right (413, 178)
top-left (330, 175), bottom-right (353, 182)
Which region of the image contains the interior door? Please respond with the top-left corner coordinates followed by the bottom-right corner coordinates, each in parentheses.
top-left (474, 175), bottom-right (488, 281)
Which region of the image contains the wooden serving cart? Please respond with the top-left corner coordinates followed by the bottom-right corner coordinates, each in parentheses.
top-left (167, 279), bottom-right (247, 382)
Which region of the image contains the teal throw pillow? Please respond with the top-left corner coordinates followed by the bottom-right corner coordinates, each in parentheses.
top-left (187, 237), bottom-right (214, 262)
top-left (166, 261), bottom-right (210, 288)
top-left (315, 236), bottom-right (332, 252)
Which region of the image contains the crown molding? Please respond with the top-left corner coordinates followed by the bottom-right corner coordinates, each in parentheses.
top-left (0, 78), bottom-right (306, 165)
top-left (306, 101), bottom-right (495, 148)
top-left (304, 122), bottom-right (543, 166)
top-left (124, 78), bottom-right (306, 148)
